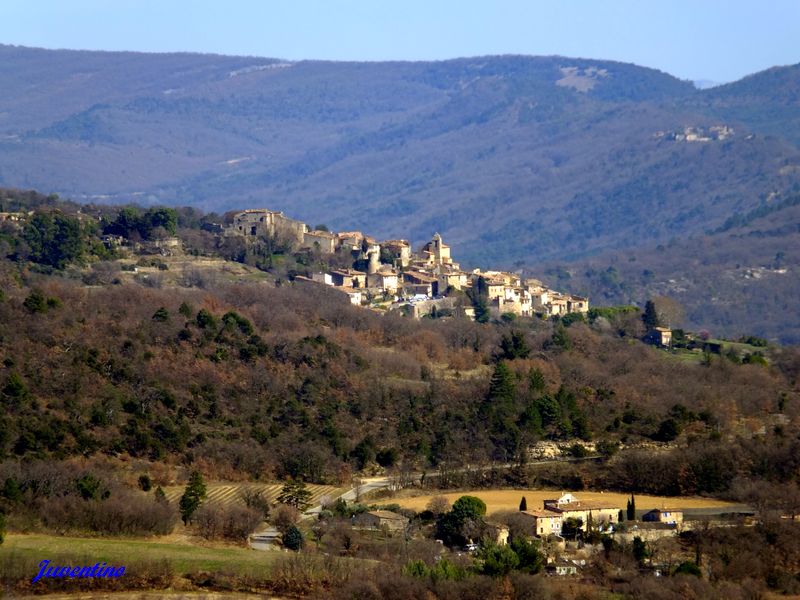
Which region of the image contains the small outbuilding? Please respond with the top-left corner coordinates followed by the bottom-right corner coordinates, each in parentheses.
top-left (642, 508), bottom-right (683, 526)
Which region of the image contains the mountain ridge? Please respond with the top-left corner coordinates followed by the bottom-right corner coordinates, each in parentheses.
top-left (0, 45), bottom-right (798, 340)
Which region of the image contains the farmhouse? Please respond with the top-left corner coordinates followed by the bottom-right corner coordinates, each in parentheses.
top-left (353, 510), bottom-right (409, 532)
top-left (543, 493), bottom-right (620, 530)
top-left (521, 509), bottom-right (564, 537)
top-left (645, 327), bottom-right (673, 347)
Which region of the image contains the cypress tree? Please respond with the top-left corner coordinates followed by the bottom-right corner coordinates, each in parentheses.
top-left (642, 300), bottom-right (660, 329)
top-left (627, 494), bottom-right (636, 521)
top-left (519, 496), bottom-right (528, 511)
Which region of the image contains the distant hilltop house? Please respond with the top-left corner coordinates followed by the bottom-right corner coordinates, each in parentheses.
top-left (0, 211), bottom-right (28, 224)
top-left (655, 124), bottom-right (734, 143)
top-left (224, 207), bottom-right (588, 320)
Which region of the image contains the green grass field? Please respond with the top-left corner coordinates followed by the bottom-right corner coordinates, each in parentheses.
top-left (2, 533), bottom-right (278, 576)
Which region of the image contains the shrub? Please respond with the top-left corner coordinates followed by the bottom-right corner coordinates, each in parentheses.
top-left (674, 560), bottom-right (702, 577)
top-left (272, 504), bottom-right (300, 534)
top-left (23, 290), bottom-right (47, 313)
top-left (240, 488), bottom-right (271, 519)
top-left (195, 309), bottom-right (216, 329)
top-left (194, 503), bottom-right (262, 541)
top-left (138, 474), bottom-right (152, 492)
top-left (39, 492), bottom-right (177, 536)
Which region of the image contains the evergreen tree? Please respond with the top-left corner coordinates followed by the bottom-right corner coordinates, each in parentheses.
top-left (499, 331), bottom-right (531, 360)
top-left (632, 536), bottom-right (649, 565)
top-left (549, 324), bottom-right (571, 350)
top-left (473, 296), bottom-right (490, 323)
top-left (22, 213), bottom-right (84, 269)
top-left (283, 525), bottom-right (304, 551)
top-left (2, 478), bottom-right (22, 503)
top-left (277, 479), bottom-right (312, 511)
top-left (179, 471), bottom-right (206, 525)
top-left (642, 300), bottom-right (660, 329)
top-left (480, 544), bottom-right (520, 576)
top-left (528, 368), bottom-right (546, 394)
top-left (487, 362), bottom-right (515, 404)
top-left (627, 494), bottom-right (636, 521)
top-left (519, 496), bottom-right (528, 511)
top-left (510, 535), bottom-right (544, 574)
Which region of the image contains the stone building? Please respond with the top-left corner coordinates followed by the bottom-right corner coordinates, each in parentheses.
top-left (330, 269), bottom-right (367, 288)
top-left (420, 233), bottom-right (459, 269)
top-left (521, 509), bottom-right (564, 537)
top-left (230, 209), bottom-right (307, 247)
top-left (381, 239), bottom-right (412, 268)
top-left (303, 229), bottom-right (337, 253)
top-left (543, 493), bottom-right (621, 530)
top-left (353, 510), bottom-right (408, 533)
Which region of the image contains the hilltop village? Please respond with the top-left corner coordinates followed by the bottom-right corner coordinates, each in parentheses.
top-left (228, 208), bottom-right (589, 319)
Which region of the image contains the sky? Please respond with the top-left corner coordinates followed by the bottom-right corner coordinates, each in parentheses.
top-left (0, 1), bottom-right (798, 83)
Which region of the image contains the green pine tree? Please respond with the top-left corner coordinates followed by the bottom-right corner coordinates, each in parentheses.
top-left (179, 471), bottom-right (206, 525)
top-left (488, 362), bottom-right (516, 403)
top-left (277, 479), bottom-right (312, 511)
top-left (283, 525), bottom-right (304, 551)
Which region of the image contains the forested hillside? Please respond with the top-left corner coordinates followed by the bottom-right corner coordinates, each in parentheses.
top-left (539, 197), bottom-right (800, 344)
top-left (0, 190), bottom-right (797, 494)
top-left (1, 45), bottom-right (799, 269)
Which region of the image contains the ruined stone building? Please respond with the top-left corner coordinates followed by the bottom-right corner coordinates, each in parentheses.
top-left (229, 209), bottom-right (307, 247)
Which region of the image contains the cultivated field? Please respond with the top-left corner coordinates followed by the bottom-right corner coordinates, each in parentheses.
top-left (162, 482), bottom-right (342, 510)
top-left (393, 489), bottom-right (739, 515)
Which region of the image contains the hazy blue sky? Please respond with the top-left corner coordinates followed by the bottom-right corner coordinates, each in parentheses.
top-left (1, 1), bottom-right (798, 83)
